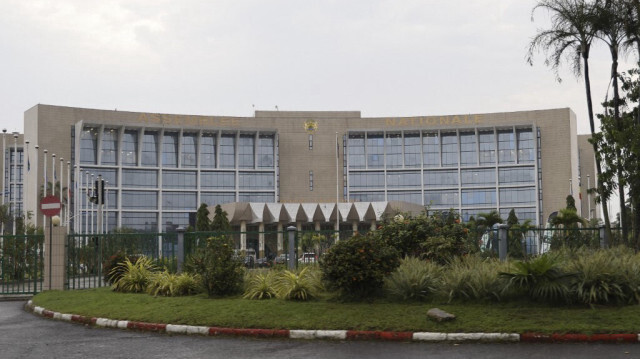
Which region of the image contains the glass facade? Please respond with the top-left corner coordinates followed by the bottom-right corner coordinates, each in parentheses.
top-left (4, 147), bottom-right (24, 216)
top-left (76, 127), bottom-right (277, 232)
top-left (347, 126), bottom-right (539, 223)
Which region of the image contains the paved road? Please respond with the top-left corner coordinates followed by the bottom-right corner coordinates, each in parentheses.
top-left (1, 301), bottom-right (640, 359)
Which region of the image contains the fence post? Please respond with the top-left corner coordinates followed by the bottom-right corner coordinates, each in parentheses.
top-left (176, 227), bottom-right (185, 273)
top-left (599, 224), bottom-right (608, 249)
top-left (497, 224), bottom-right (508, 261)
top-left (287, 226), bottom-right (296, 271)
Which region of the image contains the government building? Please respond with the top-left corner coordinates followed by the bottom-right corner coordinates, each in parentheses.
top-left (3, 105), bottom-right (597, 244)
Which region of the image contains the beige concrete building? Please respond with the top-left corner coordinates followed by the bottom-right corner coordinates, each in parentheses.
top-left (9, 105), bottom-right (597, 237)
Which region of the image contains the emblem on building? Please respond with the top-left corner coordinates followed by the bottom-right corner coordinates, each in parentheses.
top-left (303, 120), bottom-right (318, 134)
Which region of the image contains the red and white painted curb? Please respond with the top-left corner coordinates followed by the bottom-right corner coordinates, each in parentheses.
top-left (24, 301), bottom-right (639, 343)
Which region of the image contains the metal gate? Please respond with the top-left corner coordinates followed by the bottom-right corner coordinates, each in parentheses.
top-left (0, 234), bottom-right (44, 295)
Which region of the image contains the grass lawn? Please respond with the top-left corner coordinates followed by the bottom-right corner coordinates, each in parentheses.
top-left (31, 288), bottom-right (640, 334)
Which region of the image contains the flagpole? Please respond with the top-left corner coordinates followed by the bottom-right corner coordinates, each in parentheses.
top-left (90, 173), bottom-right (94, 235)
top-left (67, 161), bottom-right (70, 234)
top-left (34, 145), bottom-right (39, 229)
top-left (587, 175), bottom-right (591, 221)
top-left (85, 171), bottom-right (89, 235)
top-left (1, 129), bottom-right (6, 235)
top-left (24, 140), bottom-right (29, 234)
top-left (12, 133), bottom-right (18, 235)
top-left (43, 149), bottom-right (48, 231)
top-left (336, 132), bottom-right (340, 242)
top-left (59, 158), bottom-right (64, 227)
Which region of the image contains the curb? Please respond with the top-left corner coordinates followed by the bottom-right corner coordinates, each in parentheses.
top-left (23, 301), bottom-right (639, 343)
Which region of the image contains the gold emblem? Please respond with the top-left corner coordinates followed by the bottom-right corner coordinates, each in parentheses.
top-left (303, 120), bottom-right (318, 134)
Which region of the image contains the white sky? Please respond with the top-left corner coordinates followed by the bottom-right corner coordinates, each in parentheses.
top-left (0, 0), bottom-right (635, 135)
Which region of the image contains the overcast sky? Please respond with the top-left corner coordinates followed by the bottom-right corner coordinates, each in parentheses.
top-left (0, 0), bottom-right (636, 135)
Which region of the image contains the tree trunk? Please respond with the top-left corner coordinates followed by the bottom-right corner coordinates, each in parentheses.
top-left (583, 54), bottom-right (613, 238)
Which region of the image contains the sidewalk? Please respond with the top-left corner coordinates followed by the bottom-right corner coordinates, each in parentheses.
top-left (24, 300), bottom-right (639, 343)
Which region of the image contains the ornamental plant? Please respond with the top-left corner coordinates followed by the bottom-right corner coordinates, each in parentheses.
top-left (384, 256), bottom-right (441, 301)
top-left (110, 256), bottom-right (157, 293)
top-left (320, 233), bottom-right (400, 300)
top-left (186, 236), bottom-right (244, 297)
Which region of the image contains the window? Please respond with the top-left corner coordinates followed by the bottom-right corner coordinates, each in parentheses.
top-left (257, 134), bottom-right (274, 168)
top-left (80, 127), bottom-right (98, 164)
top-left (385, 133), bottom-right (402, 168)
top-left (163, 192), bottom-right (196, 210)
top-left (498, 129), bottom-right (515, 164)
top-left (462, 189), bottom-right (496, 206)
top-left (348, 133), bottom-right (365, 169)
top-left (386, 171), bottom-right (421, 188)
top-left (141, 131), bottom-right (158, 167)
top-left (460, 131), bottom-right (477, 166)
top-left (182, 132), bottom-right (197, 168)
top-left (238, 134), bottom-right (255, 169)
top-left (309, 170), bottom-right (313, 191)
top-left (425, 190), bottom-right (459, 207)
top-left (404, 132), bottom-right (421, 167)
top-left (121, 212), bottom-right (157, 232)
top-left (239, 172), bottom-right (274, 190)
top-left (163, 213), bottom-right (190, 230)
top-left (461, 168), bottom-right (495, 186)
top-left (308, 134), bottom-right (313, 150)
top-left (441, 132), bottom-right (458, 167)
top-left (388, 191), bottom-right (421, 204)
top-left (422, 132), bottom-right (439, 167)
top-left (162, 132), bottom-right (178, 168)
top-left (349, 172), bottom-right (385, 190)
top-left (350, 192), bottom-right (384, 202)
top-left (478, 130), bottom-right (495, 165)
top-left (200, 132), bottom-right (216, 168)
top-left (424, 170), bottom-right (458, 187)
top-left (122, 191), bottom-right (157, 209)
top-left (162, 171), bottom-right (196, 189)
top-left (517, 128), bottom-right (534, 163)
top-left (122, 169), bottom-right (157, 188)
top-left (499, 187), bottom-right (535, 205)
top-left (101, 128), bottom-right (118, 165)
top-left (220, 133), bottom-right (235, 168)
top-left (498, 167), bottom-right (535, 184)
top-left (201, 192), bottom-right (236, 206)
top-left (121, 129), bottom-right (138, 166)
top-left (367, 133), bottom-right (384, 168)
top-left (239, 192), bottom-right (275, 202)
top-left (201, 172), bottom-right (235, 189)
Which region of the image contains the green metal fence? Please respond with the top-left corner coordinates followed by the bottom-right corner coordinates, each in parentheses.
top-left (66, 232), bottom-right (177, 290)
top-left (0, 234), bottom-right (44, 295)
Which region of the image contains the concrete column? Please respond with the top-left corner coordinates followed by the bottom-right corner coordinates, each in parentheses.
top-left (44, 225), bottom-right (66, 291)
top-left (240, 221), bottom-right (247, 251)
top-left (296, 222), bottom-right (302, 231)
top-left (352, 221), bottom-right (358, 233)
top-left (258, 223), bottom-right (265, 258)
top-left (176, 227), bottom-right (185, 273)
top-left (314, 222), bottom-right (321, 231)
top-left (277, 223), bottom-right (283, 254)
top-left (370, 220), bottom-right (377, 231)
top-left (497, 224), bottom-right (508, 261)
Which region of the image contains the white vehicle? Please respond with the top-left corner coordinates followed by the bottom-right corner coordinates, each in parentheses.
top-left (298, 252), bottom-right (316, 263)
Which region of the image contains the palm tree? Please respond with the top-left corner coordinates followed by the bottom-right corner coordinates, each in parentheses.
top-left (528, 0), bottom-right (613, 237)
top-left (595, 0), bottom-right (630, 242)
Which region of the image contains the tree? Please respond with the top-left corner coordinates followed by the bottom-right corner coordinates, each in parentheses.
top-left (595, 0), bottom-right (631, 242)
top-left (528, 0), bottom-right (613, 237)
top-left (211, 204), bottom-right (231, 232)
top-left (476, 210), bottom-right (503, 229)
top-left (195, 203), bottom-right (211, 232)
top-left (566, 194), bottom-right (577, 211)
top-left (507, 209), bottom-right (519, 227)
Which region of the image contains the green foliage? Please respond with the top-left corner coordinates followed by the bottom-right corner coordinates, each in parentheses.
top-left (243, 271), bottom-right (276, 300)
top-left (103, 251), bottom-right (140, 285)
top-left (320, 233), bottom-right (400, 299)
top-left (384, 257), bottom-right (441, 301)
top-left (195, 203), bottom-right (211, 232)
top-left (373, 211), bottom-right (471, 258)
top-left (147, 271), bottom-right (200, 297)
top-left (272, 267), bottom-right (323, 301)
top-left (507, 209), bottom-right (518, 227)
top-left (211, 205), bottom-right (231, 232)
top-left (439, 255), bottom-right (509, 302)
top-left (186, 236), bottom-right (244, 296)
top-left (420, 235), bottom-right (469, 265)
top-left (500, 254), bottom-right (572, 303)
top-left (111, 256), bottom-right (157, 293)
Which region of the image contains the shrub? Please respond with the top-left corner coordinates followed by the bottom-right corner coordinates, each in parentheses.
top-left (186, 236), bottom-right (244, 296)
top-left (567, 249), bottom-right (630, 306)
top-left (420, 235), bottom-right (469, 265)
top-left (439, 255), bottom-right (509, 302)
top-left (500, 254), bottom-right (573, 304)
top-left (384, 257), bottom-right (441, 301)
top-left (272, 267), bottom-right (323, 301)
top-left (320, 233), bottom-right (400, 299)
top-left (103, 251), bottom-right (139, 285)
top-left (243, 271), bottom-right (276, 300)
top-left (147, 270), bottom-right (200, 297)
top-left (111, 256), bottom-right (157, 293)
